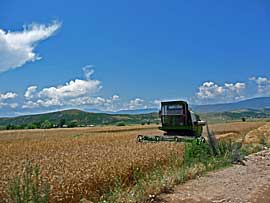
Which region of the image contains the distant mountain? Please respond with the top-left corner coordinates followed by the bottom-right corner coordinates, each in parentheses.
top-left (113, 97), bottom-right (270, 114)
top-left (200, 108), bottom-right (270, 123)
top-left (100, 97), bottom-right (270, 114)
top-left (114, 108), bottom-right (158, 115)
top-left (191, 97), bottom-right (270, 113)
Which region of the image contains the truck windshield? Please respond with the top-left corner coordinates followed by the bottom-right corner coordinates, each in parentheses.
top-left (162, 104), bottom-right (184, 115)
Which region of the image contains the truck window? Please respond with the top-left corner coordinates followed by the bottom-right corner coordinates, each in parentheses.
top-left (162, 104), bottom-right (184, 115)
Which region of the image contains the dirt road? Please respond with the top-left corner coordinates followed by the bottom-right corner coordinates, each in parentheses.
top-left (155, 150), bottom-right (270, 203)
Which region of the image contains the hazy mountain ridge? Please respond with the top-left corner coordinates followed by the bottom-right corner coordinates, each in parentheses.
top-left (191, 97), bottom-right (270, 113)
top-left (111, 97), bottom-right (270, 114)
top-left (0, 97), bottom-right (269, 128)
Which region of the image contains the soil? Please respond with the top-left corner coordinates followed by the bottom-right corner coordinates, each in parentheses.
top-left (155, 150), bottom-right (270, 203)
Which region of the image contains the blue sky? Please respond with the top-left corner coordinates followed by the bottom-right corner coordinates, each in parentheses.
top-left (0, 0), bottom-right (269, 116)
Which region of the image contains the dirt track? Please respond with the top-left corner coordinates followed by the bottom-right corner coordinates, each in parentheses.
top-left (155, 150), bottom-right (270, 203)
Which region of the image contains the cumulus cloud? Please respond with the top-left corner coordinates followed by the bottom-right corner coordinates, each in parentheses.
top-left (195, 81), bottom-right (246, 103)
top-left (112, 95), bottom-right (120, 100)
top-left (249, 76), bottom-right (270, 95)
top-left (38, 78), bottom-right (101, 99)
top-left (22, 67), bottom-right (112, 109)
top-left (123, 98), bottom-right (145, 110)
top-left (0, 21), bottom-right (61, 73)
top-left (24, 86), bottom-right (38, 99)
top-left (0, 92), bottom-right (17, 100)
top-left (23, 68), bottom-right (101, 108)
top-left (0, 92), bottom-right (18, 108)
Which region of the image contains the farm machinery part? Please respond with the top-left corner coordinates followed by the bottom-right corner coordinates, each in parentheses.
top-left (137, 100), bottom-right (207, 144)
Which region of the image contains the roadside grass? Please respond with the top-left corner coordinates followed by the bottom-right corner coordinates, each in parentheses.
top-left (98, 139), bottom-right (255, 203)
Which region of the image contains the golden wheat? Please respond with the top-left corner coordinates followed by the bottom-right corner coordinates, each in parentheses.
top-left (0, 122), bottom-right (267, 202)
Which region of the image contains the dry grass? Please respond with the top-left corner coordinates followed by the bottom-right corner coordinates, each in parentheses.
top-left (244, 122), bottom-right (270, 144)
top-left (0, 122), bottom-right (267, 202)
top-left (203, 121), bottom-right (266, 142)
top-left (0, 125), bottom-right (157, 143)
top-left (204, 121), bottom-right (266, 135)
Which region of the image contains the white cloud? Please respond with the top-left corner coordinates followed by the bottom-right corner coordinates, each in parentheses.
top-left (195, 81), bottom-right (246, 103)
top-left (0, 102), bottom-right (17, 108)
top-left (196, 82), bottom-right (224, 99)
top-left (123, 98), bottom-right (145, 110)
top-left (224, 82), bottom-right (246, 93)
top-left (0, 21), bottom-right (61, 73)
top-left (24, 86), bottom-right (38, 99)
top-left (0, 92), bottom-right (17, 100)
top-left (112, 95), bottom-right (120, 100)
top-left (9, 103), bottom-right (18, 108)
top-left (0, 92), bottom-right (18, 108)
top-left (152, 99), bottom-right (162, 107)
top-left (22, 100), bottom-right (42, 109)
top-left (22, 67), bottom-right (105, 108)
top-left (249, 76), bottom-right (270, 95)
top-left (38, 78), bottom-right (101, 99)
top-left (68, 96), bottom-right (108, 106)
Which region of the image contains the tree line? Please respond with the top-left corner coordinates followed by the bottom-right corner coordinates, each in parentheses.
top-left (3, 119), bottom-right (79, 130)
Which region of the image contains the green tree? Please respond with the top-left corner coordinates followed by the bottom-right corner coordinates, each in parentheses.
top-left (67, 121), bottom-right (78, 128)
top-left (27, 123), bottom-right (38, 129)
top-left (59, 119), bottom-right (66, 128)
top-left (40, 120), bottom-right (52, 129)
top-left (6, 124), bottom-right (16, 130)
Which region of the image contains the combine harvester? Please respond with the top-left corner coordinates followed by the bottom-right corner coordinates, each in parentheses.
top-left (137, 100), bottom-right (209, 144)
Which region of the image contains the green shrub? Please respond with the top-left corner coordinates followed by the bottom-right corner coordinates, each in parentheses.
top-left (6, 124), bottom-right (17, 130)
top-left (116, 122), bottom-right (125, 126)
top-left (67, 121), bottom-right (78, 128)
top-left (183, 139), bottom-right (243, 168)
top-left (183, 140), bottom-right (212, 166)
top-left (8, 161), bottom-right (50, 203)
top-left (26, 123), bottom-right (38, 129)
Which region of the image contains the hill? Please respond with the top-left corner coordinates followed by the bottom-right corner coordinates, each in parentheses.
top-left (199, 108), bottom-right (270, 123)
top-left (0, 109), bottom-right (159, 129)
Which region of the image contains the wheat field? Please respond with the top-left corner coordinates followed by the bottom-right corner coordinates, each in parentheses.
top-left (0, 122), bottom-right (267, 202)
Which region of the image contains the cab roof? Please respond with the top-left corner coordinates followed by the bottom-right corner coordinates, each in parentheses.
top-left (161, 100), bottom-right (188, 105)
